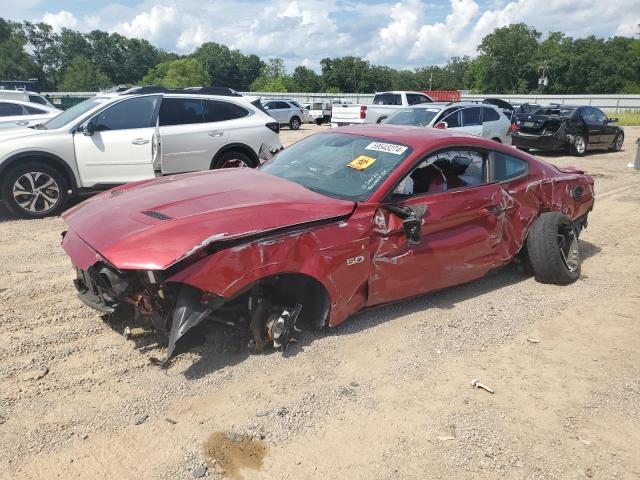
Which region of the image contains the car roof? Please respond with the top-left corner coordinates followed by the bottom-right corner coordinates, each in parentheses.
top-left (0, 98), bottom-right (58, 111)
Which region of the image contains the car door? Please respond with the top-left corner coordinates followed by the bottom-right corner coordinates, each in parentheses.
top-left (434, 107), bottom-right (461, 129)
top-left (580, 107), bottom-right (604, 146)
top-left (593, 108), bottom-right (616, 145)
top-left (481, 106), bottom-right (502, 139)
top-left (368, 148), bottom-right (512, 305)
top-left (73, 95), bottom-right (161, 186)
top-left (457, 106), bottom-right (483, 136)
top-left (0, 101), bottom-right (27, 128)
top-left (158, 97), bottom-right (218, 174)
top-left (264, 101), bottom-right (285, 123)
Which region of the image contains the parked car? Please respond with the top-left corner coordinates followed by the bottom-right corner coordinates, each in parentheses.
top-left (0, 89), bottom-right (55, 108)
top-left (331, 91), bottom-right (433, 127)
top-left (61, 125), bottom-right (594, 360)
top-left (308, 98), bottom-right (332, 125)
top-left (383, 102), bottom-right (512, 144)
top-left (511, 105), bottom-right (624, 156)
top-left (0, 99), bottom-right (61, 129)
top-left (0, 86), bottom-right (282, 219)
top-left (262, 99), bottom-right (308, 130)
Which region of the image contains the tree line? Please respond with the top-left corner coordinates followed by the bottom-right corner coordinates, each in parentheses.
top-left (1, 17), bottom-right (638, 94)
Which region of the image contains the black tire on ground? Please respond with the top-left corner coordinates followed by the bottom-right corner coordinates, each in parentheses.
top-left (289, 116), bottom-right (301, 130)
top-left (571, 134), bottom-right (588, 156)
top-left (212, 150), bottom-right (256, 169)
top-left (376, 116), bottom-right (387, 124)
top-left (1, 161), bottom-right (69, 219)
top-left (315, 118), bottom-right (323, 125)
top-left (526, 211), bottom-right (581, 285)
top-left (610, 132), bottom-right (624, 151)
top-left (492, 137), bottom-right (502, 143)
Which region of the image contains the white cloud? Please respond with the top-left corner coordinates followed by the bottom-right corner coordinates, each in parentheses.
top-left (20, 0), bottom-right (639, 70)
top-left (42, 10), bottom-right (78, 32)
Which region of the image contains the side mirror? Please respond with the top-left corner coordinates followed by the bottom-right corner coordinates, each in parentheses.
top-left (403, 217), bottom-right (422, 245)
top-left (435, 121), bottom-right (448, 129)
top-left (263, 106), bottom-right (270, 110)
top-left (608, 117), bottom-right (618, 123)
top-left (82, 120), bottom-right (95, 136)
top-left (385, 204), bottom-right (425, 245)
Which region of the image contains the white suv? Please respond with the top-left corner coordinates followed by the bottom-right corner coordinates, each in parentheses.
top-left (0, 86), bottom-right (283, 219)
top-left (383, 102), bottom-right (512, 144)
top-left (262, 99), bottom-right (308, 130)
top-left (0, 99), bottom-right (61, 129)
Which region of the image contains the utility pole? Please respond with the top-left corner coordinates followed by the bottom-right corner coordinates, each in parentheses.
top-left (429, 72), bottom-right (433, 91)
top-left (538, 61), bottom-right (550, 93)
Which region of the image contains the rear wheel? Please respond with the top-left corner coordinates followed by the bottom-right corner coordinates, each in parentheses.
top-left (212, 150), bottom-right (256, 169)
top-left (492, 137), bottom-right (502, 143)
top-left (571, 134), bottom-right (587, 156)
top-left (289, 116), bottom-right (301, 130)
top-left (1, 162), bottom-right (69, 219)
top-left (611, 132), bottom-right (624, 151)
top-left (315, 118), bottom-right (323, 125)
top-left (526, 212), bottom-right (581, 285)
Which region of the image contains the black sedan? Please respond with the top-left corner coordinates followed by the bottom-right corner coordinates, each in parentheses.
top-left (511, 105), bottom-right (624, 156)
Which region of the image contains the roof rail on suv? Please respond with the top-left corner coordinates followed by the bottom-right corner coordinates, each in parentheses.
top-left (120, 86), bottom-right (241, 97)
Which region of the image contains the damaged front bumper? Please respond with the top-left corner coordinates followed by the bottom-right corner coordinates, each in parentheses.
top-left (512, 131), bottom-right (568, 151)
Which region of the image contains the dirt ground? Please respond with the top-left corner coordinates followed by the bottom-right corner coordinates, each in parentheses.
top-left (1, 124), bottom-right (639, 480)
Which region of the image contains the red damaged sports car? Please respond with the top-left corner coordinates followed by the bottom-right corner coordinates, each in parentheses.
top-left (62, 125), bottom-right (594, 358)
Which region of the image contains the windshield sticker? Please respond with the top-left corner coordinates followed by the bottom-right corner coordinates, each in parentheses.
top-left (365, 142), bottom-right (408, 155)
top-left (348, 155), bottom-right (376, 170)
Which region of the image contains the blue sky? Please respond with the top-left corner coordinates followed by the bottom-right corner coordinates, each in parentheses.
top-left (6, 0), bottom-right (639, 70)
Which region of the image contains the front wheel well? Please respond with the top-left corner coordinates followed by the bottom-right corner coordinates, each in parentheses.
top-left (1, 152), bottom-right (77, 192)
top-left (239, 272), bottom-right (331, 331)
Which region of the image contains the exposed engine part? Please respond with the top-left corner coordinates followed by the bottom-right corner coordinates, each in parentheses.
top-left (265, 304), bottom-right (303, 352)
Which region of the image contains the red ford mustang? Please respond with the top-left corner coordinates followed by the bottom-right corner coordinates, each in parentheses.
top-left (62, 125), bottom-right (594, 358)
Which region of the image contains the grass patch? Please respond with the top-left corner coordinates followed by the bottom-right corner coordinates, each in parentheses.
top-left (610, 110), bottom-right (640, 126)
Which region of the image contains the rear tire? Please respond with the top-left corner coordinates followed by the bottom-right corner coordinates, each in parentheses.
top-left (492, 137), bottom-right (502, 143)
top-left (1, 161), bottom-right (69, 219)
top-left (315, 118), bottom-right (323, 126)
top-left (571, 134), bottom-right (588, 156)
top-left (212, 150), bottom-right (256, 169)
top-left (289, 116), bottom-right (301, 130)
top-left (526, 212), bottom-right (581, 285)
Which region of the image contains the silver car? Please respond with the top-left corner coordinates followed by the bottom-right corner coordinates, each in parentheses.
top-left (0, 99), bottom-right (61, 129)
top-left (262, 99), bottom-right (308, 130)
top-left (383, 102), bottom-right (512, 144)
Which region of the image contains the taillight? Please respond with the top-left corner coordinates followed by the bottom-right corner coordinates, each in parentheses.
top-left (300, 108), bottom-right (304, 115)
top-left (508, 123), bottom-right (518, 135)
top-left (360, 105), bottom-right (367, 119)
top-left (266, 122), bottom-right (280, 134)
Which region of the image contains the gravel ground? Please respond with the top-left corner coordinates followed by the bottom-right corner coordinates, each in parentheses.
top-left (0, 124), bottom-right (639, 479)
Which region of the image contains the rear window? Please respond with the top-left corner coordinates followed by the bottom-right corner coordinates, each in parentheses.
top-left (373, 94), bottom-right (402, 106)
top-left (492, 152), bottom-right (528, 181)
top-left (406, 94), bottom-right (432, 105)
top-left (28, 95), bottom-right (48, 105)
top-left (204, 100), bottom-right (249, 122)
top-left (159, 98), bottom-right (204, 126)
top-left (385, 108), bottom-right (440, 126)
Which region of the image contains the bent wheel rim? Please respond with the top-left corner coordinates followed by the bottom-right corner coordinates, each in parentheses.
top-left (575, 137), bottom-right (586, 153)
top-left (220, 158), bottom-right (250, 168)
top-left (12, 172), bottom-right (60, 213)
top-left (557, 224), bottom-right (580, 272)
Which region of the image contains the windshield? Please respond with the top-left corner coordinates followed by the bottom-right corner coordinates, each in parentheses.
top-left (260, 132), bottom-right (412, 201)
top-left (385, 108), bottom-right (441, 127)
top-left (41, 97), bottom-right (109, 130)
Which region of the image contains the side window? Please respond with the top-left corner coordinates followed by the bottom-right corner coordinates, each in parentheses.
top-left (0, 102), bottom-right (24, 116)
top-left (373, 94), bottom-right (401, 105)
top-left (581, 108), bottom-right (597, 123)
top-left (406, 94), bottom-right (431, 105)
top-left (483, 107), bottom-right (500, 122)
top-left (159, 98), bottom-right (204, 126)
top-left (275, 101), bottom-right (290, 109)
top-left (593, 108), bottom-right (607, 123)
top-left (393, 149), bottom-right (487, 198)
top-left (29, 95), bottom-right (48, 105)
top-left (439, 108), bottom-right (460, 128)
top-left (93, 96), bottom-right (160, 131)
top-left (461, 107), bottom-right (482, 126)
top-left (204, 100), bottom-right (249, 122)
top-left (492, 151), bottom-right (528, 182)
top-left (24, 105), bottom-right (47, 114)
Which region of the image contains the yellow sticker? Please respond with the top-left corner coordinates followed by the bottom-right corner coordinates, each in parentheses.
top-left (348, 155), bottom-right (376, 170)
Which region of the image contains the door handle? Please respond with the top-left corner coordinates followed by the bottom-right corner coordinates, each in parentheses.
top-left (208, 131), bottom-right (224, 137)
top-left (132, 138), bottom-right (150, 145)
top-left (16, 120), bottom-right (29, 126)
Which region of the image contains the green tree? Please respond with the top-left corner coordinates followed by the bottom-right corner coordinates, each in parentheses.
top-left (250, 76), bottom-right (289, 92)
top-left (192, 42), bottom-right (263, 89)
top-left (141, 58), bottom-right (210, 88)
top-left (320, 56), bottom-right (372, 93)
top-left (290, 65), bottom-right (322, 91)
top-left (475, 23), bottom-right (540, 92)
top-left (58, 56), bottom-right (110, 91)
top-left (0, 18), bottom-right (38, 80)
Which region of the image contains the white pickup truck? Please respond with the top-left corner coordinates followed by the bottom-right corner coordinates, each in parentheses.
top-left (330, 91), bottom-right (433, 127)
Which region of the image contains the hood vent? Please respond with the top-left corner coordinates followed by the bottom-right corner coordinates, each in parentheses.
top-left (141, 210), bottom-right (172, 221)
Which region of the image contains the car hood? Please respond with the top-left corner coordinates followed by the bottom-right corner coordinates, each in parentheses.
top-left (62, 169), bottom-right (355, 270)
top-left (0, 126), bottom-right (50, 139)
